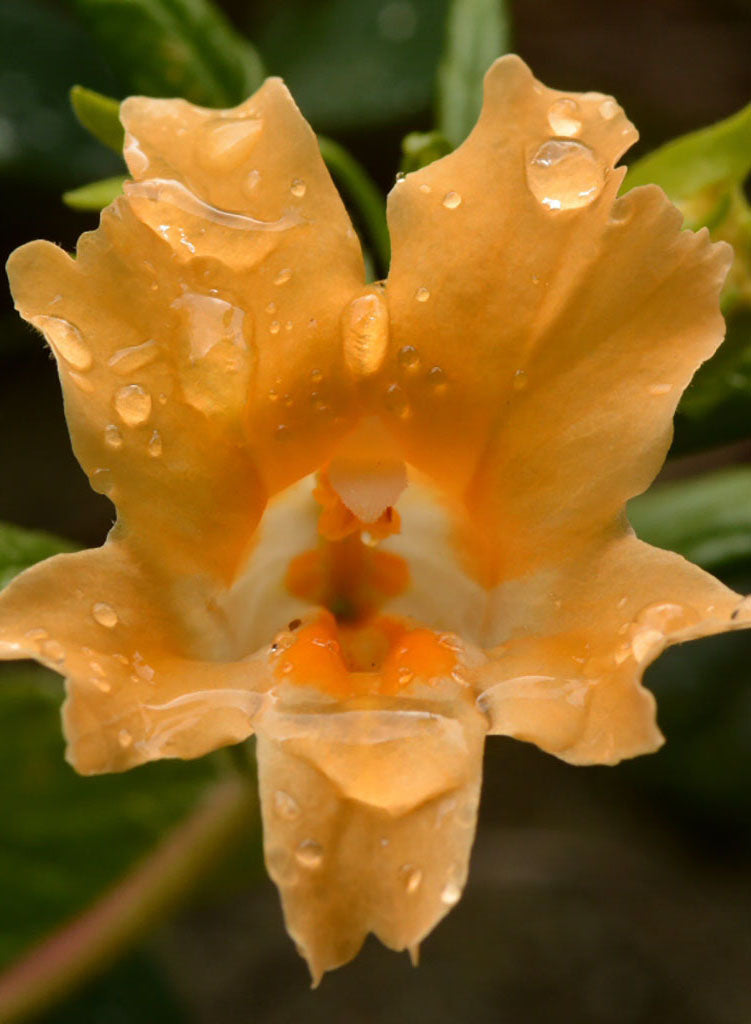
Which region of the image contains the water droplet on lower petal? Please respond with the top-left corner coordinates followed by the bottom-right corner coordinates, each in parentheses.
top-left (513, 368), bottom-right (528, 390)
top-left (295, 839), bottom-right (324, 869)
top-left (415, 286), bottom-right (430, 302)
top-left (400, 864), bottom-right (423, 894)
top-left (290, 178), bottom-right (307, 197)
top-left (41, 639), bottom-right (65, 663)
top-left (441, 881), bottom-right (461, 906)
top-left (147, 430), bottom-right (163, 457)
top-left (427, 366), bottom-right (447, 395)
top-left (118, 728), bottom-right (133, 749)
top-left (274, 789), bottom-right (301, 820)
top-left (442, 191), bottom-right (462, 209)
top-left (104, 425), bottom-right (123, 449)
top-left (92, 602), bottom-right (119, 628)
top-left (384, 382), bottom-right (410, 418)
top-left (269, 320), bottom-right (281, 334)
top-left (547, 97), bottom-right (582, 136)
top-left (397, 345), bottom-right (421, 371)
top-left (115, 384), bottom-right (152, 426)
top-left (274, 268), bottom-right (292, 286)
top-left (34, 316), bottom-right (92, 370)
top-left (599, 98), bottom-right (619, 120)
top-left (342, 290), bottom-right (389, 377)
top-left (526, 139), bottom-right (605, 211)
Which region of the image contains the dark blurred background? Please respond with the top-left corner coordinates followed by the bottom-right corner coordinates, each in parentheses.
top-left (1, 1), bottom-right (751, 1022)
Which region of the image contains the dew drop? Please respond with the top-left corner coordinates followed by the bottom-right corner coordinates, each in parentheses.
top-left (285, 320), bottom-right (293, 332)
top-left (41, 639), bottom-right (65, 664)
top-left (648, 383), bottom-right (672, 396)
top-left (342, 291), bottom-right (389, 377)
top-left (384, 382), bottom-right (410, 418)
top-left (599, 98), bottom-right (619, 120)
top-left (631, 628), bottom-right (663, 663)
top-left (415, 286), bottom-right (430, 302)
top-left (274, 268), bottom-right (292, 286)
top-left (513, 368), bottom-right (528, 390)
top-left (397, 345), bottom-right (421, 372)
top-left (441, 881), bottom-right (461, 906)
top-left (104, 424), bottom-right (123, 449)
top-left (34, 316), bottom-right (92, 370)
top-left (290, 178), bottom-right (307, 197)
top-left (400, 864), bottom-right (423, 894)
top-left (147, 430), bottom-right (163, 457)
top-left (442, 191), bottom-right (462, 209)
top-left (427, 365), bottom-right (448, 395)
top-left (310, 368), bottom-right (323, 384)
top-left (265, 301), bottom-right (277, 314)
top-left (201, 116), bottom-right (262, 171)
top-left (636, 602), bottom-right (686, 632)
top-left (418, 183), bottom-right (432, 194)
top-left (269, 320), bottom-right (281, 335)
top-left (114, 384), bottom-right (152, 426)
top-left (547, 97), bottom-right (582, 136)
top-left (92, 602), bottom-right (119, 628)
top-left (93, 677), bottom-right (112, 694)
top-left (245, 169), bottom-right (261, 193)
top-left (118, 728), bottom-right (133, 749)
top-left (295, 839), bottom-right (324, 869)
top-left (526, 139), bottom-right (605, 211)
top-left (274, 789), bottom-right (301, 821)
top-left (398, 667), bottom-right (414, 686)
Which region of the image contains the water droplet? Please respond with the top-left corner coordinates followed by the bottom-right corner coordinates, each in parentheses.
top-left (442, 191), bottom-right (462, 209)
top-left (269, 321), bottom-right (281, 335)
top-left (438, 633), bottom-right (462, 651)
top-left (274, 268), bottom-right (292, 286)
top-left (41, 639), bottom-right (65, 664)
top-left (274, 790), bottom-right (301, 821)
top-left (526, 139), bottom-right (605, 211)
top-left (648, 383), bottom-right (672, 396)
top-left (92, 602), bottom-right (118, 628)
top-left (397, 345), bottom-right (421, 371)
top-left (34, 316), bottom-right (92, 370)
top-left (400, 864), bottom-right (422, 894)
top-left (631, 629), bottom-right (663, 663)
top-left (104, 424), bottom-right (123, 449)
top-left (147, 430), bottom-right (163, 457)
top-left (547, 97), bottom-right (582, 136)
top-left (310, 368), bottom-right (323, 383)
top-left (342, 290), bottom-right (389, 377)
top-left (384, 382), bottom-right (410, 418)
top-left (115, 384), bottom-right (152, 426)
top-left (244, 169), bottom-right (261, 193)
top-left (427, 365), bottom-right (447, 395)
top-left (284, 320), bottom-right (293, 332)
top-left (398, 667), bottom-right (414, 686)
top-left (108, 339), bottom-right (158, 375)
top-left (275, 424), bottom-right (290, 441)
top-left (265, 301), bottom-right (277, 314)
top-left (599, 98), bottom-right (619, 120)
top-left (201, 116), bottom-right (262, 171)
top-left (441, 881), bottom-right (461, 906)
top-left (415, 286), bottom-right (430, 302)
top-left (395, 171), bottom-right (406, 183)
top-left (513, 368), bottom-right (528, 390)
top-left (418, 183), bottom-right (432, 194)
top-left (636, 602), bottom-right (686, 632)
top-left (118, 728), bottom-right (133, 749)
top-left (93, 677), bottom-right (112, 694)
top-left (290, 178), bottom-right (307, 197)
top-left (132, 651), bottom-right (155, 682)
top-left (295, 839), bottom-right (324, 869)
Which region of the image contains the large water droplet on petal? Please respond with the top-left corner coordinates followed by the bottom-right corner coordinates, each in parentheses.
top-left (92, 602), bottom-right (119, 628)
top-left (342, 290), bottom-right (389, 378)
top-left (274, 789), bottom-right (301, 821)
top-left (34, 316), bottom-right (92, 370)
top-left (526, 139), bottom-right (605, 211)
top-left (295, 839), bottom-right (324, 869)
top-left (115, 384), bottom-right (152, 426)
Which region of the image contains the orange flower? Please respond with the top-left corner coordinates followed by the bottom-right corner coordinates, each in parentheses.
top-left (3, 56), bottom-right (750, 980)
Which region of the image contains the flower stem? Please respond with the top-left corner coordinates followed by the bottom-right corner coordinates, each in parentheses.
top-left (0, 778), bottom-right (256, 1023)
top-left (318, 135), bottom-right (390, 276)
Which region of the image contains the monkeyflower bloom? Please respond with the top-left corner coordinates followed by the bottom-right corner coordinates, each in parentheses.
top-left (2, 55), bottom-right (750, 979)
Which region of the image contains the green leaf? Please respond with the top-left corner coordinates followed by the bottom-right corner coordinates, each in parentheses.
top-left (63, 175), bottom-right (126, 211)
top-left (70, 85), bottom-right (124, 153)
top-left (629, 466), bottom-right (751, 571)
top-left (436, 0), bottom-right (511, 147)
top-left (624, 102), bottom-right (751, 199)
top-left (400, 130), bottom-right (452, 173)
top-left (72, 0), bottom-right (265, 107)
top-left (0, 664), bottom-right (219, 970)
top-left (249, 0), bottom-right (450, 133)
top-left (0, 523), bottom-right (77, 591)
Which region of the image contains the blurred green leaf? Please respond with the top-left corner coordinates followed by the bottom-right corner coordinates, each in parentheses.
top-left (63, 175), bottom-right (126, 211)
top-left (249, 0), bottom-right (450, 132)
top-left (436, 0), bottom-right (511, 147)
top-left (0, 523), bottom-right (76, 591)
top-left (400, 130), bottom-right (452, 172)
top-left (70, 85), bottom-right (124, 153)
top-left (0, 0), bottom-right (122, 186)
top-left (629, 466), bottom-right (751, 571)
top-left (72, 0), bottom-right (264, 107)
top-left (624, 102), bottom-right (751, 199)
top-left (0, 664), bottom-right (217, 969)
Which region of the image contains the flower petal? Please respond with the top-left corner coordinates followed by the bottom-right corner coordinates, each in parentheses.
top-left (383, 54), bottom-right (732, 582)
top-left (7, 78), bottom-right (365, 584)
top-left (255, 691), bottom-right (486, 980)
top-left (0, 544), bottom-right (269, 773)
top-left (476, 534), bottom-right (751, 764)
